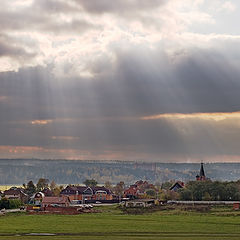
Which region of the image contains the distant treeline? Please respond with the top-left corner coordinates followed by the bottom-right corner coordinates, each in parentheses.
top-left (1, 159), bottom-right (240, 185)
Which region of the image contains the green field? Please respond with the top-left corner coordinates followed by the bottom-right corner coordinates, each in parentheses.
top-left (0, 206), bottom-right (240, 240)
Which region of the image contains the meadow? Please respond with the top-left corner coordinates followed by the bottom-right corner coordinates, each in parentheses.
top-left (0, 206), bottom-right (240, 240)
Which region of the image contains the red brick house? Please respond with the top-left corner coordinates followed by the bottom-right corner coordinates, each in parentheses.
top-left (60, 186), bottom-right (92, 201)
top-left (124, 185), bottom-right (141, 197)
top-left (41, 196), bottom-right (70, 208)
top-left (124, 181), bottom-right (156, 199)
top-left (60, 185), bottom-right (114, 202)
top-left (233, 203), bottom-right (240, 210)
top-left (4, 187), bottom-right (28, 203)
top-left (41, 188), bottom-right (54, 197)
top-left (92, 186), bottom-right (113, 201)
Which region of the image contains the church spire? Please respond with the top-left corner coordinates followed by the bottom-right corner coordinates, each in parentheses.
top-left (200, 162), bottom-right (205, 177)
top-left (196, 162), bottom-right (206, 181)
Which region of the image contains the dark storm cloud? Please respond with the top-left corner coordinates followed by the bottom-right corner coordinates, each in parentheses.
top-left (1, 47), bottom-right (240, 120)
top-left (73, 0), bottom-right (166, 14)
top-left (170, 49), bottom-right (240, 113)
top-left (88, 46), bottom-right (240, 116)
top-left (1, 44), bottom-right (240, 159)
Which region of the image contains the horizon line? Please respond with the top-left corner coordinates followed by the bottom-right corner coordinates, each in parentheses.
top-left (0, 158), bottom-right (240, 164)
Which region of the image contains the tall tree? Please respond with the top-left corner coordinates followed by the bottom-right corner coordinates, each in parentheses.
top-left (104, 181), bottom-right (113, 190)
top-left (50, 180), bottom-right (57, 192)
top-left (145, 189), bottom-right (156, 198)
top-left (114, 181), bottom-right (125, 197)
top-left (36, 178), bottom-right (49, 191)
top-left (26, 180), bottom-right (36, 195)
top-left (49, 180), bottom-right (61, 196)
top-left (83, 179), bottom-right (98, 187)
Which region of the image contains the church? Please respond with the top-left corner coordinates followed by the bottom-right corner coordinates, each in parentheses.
top-left (196, 162), bottom-right (209, 181)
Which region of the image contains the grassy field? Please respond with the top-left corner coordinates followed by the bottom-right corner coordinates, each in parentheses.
top-left (0, 206), bottom-right (240, 240)
top-left (0, 185), bottom-right (21, 191)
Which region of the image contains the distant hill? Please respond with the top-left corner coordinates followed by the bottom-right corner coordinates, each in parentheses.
top-left (0, 159), bottom-right (240, 185)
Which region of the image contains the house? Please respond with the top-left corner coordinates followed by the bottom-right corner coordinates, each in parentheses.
top-left (233, 203), bottom-right (240, 210)
top-left (124, 181), bottom-right (156, 199)
top-left (41, 188), bottom-right (53, 197)
top-left (92, 186), bottom-right (114, 201)
top-left (41, 196), bottom-right (70, 208)
top-left (60, 185), bottom-right (114, 203)
top-left (4, 187), bottom-right (28, 203)
top-left (60, 186), bottom-right (93, 202)
top-left (29, 192), bottom-right (45, 206)
top-left (124, 185), bottom-right (142, 198)
top-left (170, 181), bottom-right (184, 192)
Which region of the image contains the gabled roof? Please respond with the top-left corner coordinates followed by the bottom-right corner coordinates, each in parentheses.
top-left (135, 180), bottom-right (149, 186)
top-left (77, 186), bottom-right (89, 193)
top-left (60, 186), bottom-right (86, 195)
top-left (170, 181), bottom-right (184, 191)
top-left (4, 188), bottom-right (27, 196)
top-left (92, 186), bottom-right (112, 194)
top-left (31, 192), bottom-right (45, 199)
top-left (42, 188), bottom-right (53, 196)
top-left (42, 196), bottom-right (70, 204)
top-left (60, 185), bottom-right (112, 195)
top-left (83, 187), bottom-right (93, 195)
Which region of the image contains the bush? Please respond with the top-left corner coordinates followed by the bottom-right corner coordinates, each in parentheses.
top-left (0, 198), bottom-right (22, 209)
top-left (0, 198), bottom-right (9, 209)
top-left (9, 199), bottom-right (22, 209)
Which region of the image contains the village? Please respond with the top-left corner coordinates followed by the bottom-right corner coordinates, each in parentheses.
top-left (0, 163), bottom-right (240, 215)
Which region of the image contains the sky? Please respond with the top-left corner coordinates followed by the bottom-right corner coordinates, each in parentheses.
top-left (0, 0), bottom-right (240, 162)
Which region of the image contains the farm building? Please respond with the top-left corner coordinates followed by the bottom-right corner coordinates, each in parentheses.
top-left (41, 196), bottom-right (70, 208)
top-left (60, 185), bottom-right (114, 203)
top-left (122, 199), bottom-right (155, 208)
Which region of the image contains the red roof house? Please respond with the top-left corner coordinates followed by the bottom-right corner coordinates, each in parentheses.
top-left (41, 196), bottom-right (70, 208)
top-left (4, 187), bottom-right (28, 203)
top-left (60, 185), bottom-right (114, 202)
top-left (124, 181), bottom-right (156, 199)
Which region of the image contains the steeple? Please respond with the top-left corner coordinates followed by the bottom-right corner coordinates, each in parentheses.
top-left (196, 162), bottom-right (206, 181)
top-left (200, 162), bottom-right (205, 177)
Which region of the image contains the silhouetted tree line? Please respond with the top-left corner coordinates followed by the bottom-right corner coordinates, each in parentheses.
top-left (5, 159), bottom-right (240, 185)
top-left (22, 178), bottom-right (63, 196)
top-left (179, 181), bottom-right (240, 201)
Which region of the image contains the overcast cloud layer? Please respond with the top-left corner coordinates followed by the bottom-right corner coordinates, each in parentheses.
top-left (0, 0), bottom-right (240, 162)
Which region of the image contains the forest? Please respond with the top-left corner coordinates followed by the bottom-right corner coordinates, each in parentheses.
top-left (1, 159), bottom-right (240, 185)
